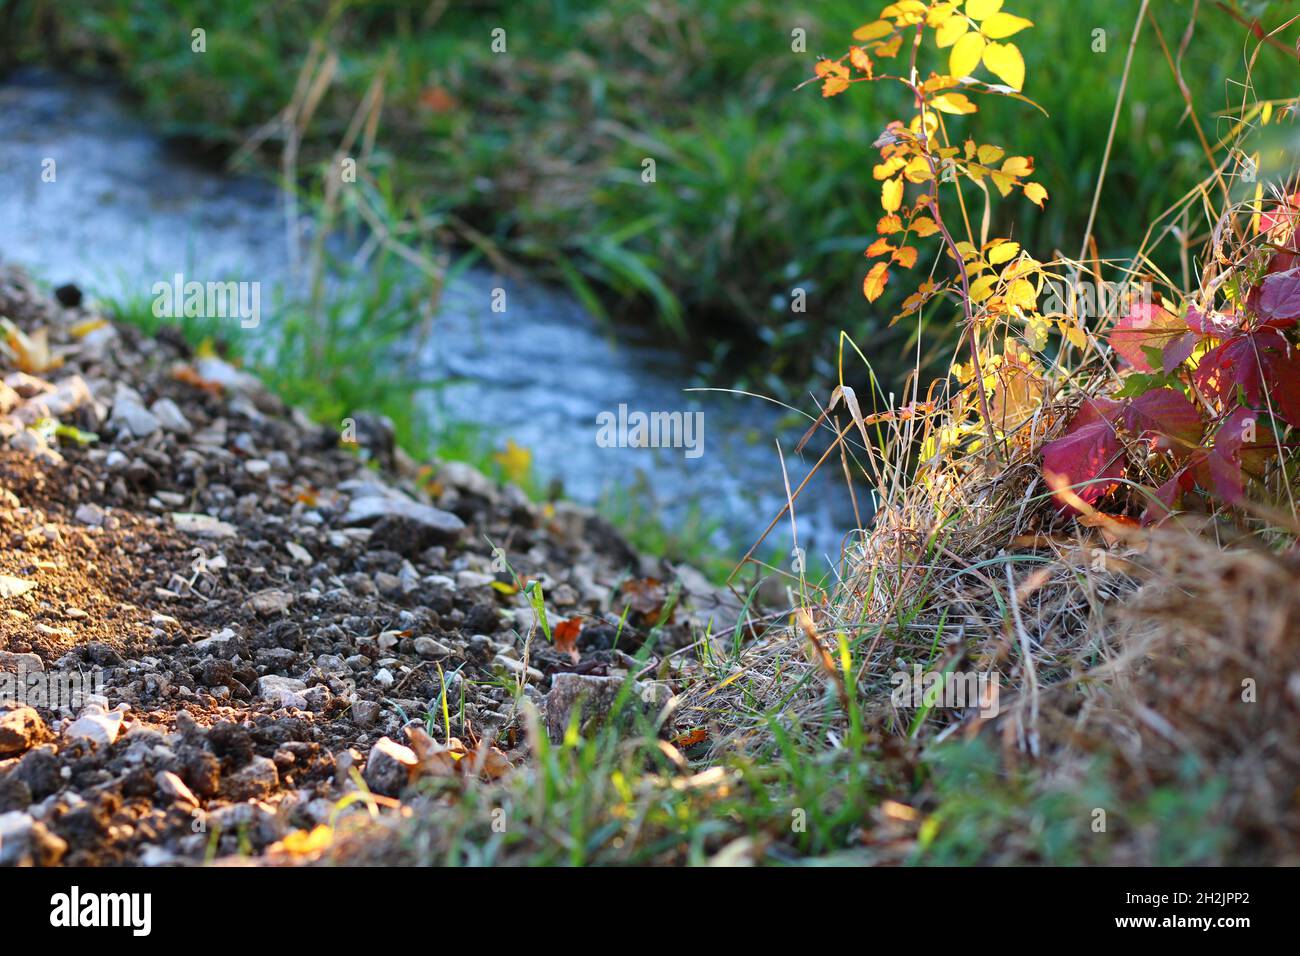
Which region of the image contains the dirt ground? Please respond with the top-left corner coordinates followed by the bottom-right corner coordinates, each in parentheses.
top-left (0, 267), bottom-right (738, 865)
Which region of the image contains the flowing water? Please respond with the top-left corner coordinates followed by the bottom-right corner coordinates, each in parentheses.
top-left (0, 71), bottom-right (859, 561)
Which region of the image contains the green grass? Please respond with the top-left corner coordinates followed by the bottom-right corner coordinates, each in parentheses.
top-left (341, 674), bottom-right (1236, 866)
top-left (11, 0), bottom-right (1297, 394)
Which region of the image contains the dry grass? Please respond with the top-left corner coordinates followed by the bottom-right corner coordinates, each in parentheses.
top-left (677, 24), bottom-right (1300, 861)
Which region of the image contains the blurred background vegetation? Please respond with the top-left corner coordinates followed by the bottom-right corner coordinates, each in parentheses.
top-left (2, 0), bottom-right (1294, 396)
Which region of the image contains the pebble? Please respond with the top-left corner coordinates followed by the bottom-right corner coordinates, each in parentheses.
top-left (74, 502), bottom-right (106, 527)
top-left (171, 512), bottom-right (238, 539)
top-left (0, 707), bottom-right (46, 756)
top-left (493, 654), bottom-right (544, 683)
top-left (0, 810), bottom-right (66, 866)
top-left (257, 675), bottom-right (308, 709)
top-left (108, 388), bottom-right (161, 438)
top-left (155, 770), bottom-right (199, 808)
top-left (245, 589), bottom-right (294, 616)
top-left (285, 541), bottom-right (313, 565)
top-left (363, 737), bottom-right (418, 795)
top-left (342, 494), bottom-right (465, 541)
top-left (149, 397), bottom-right (192, 434)
top-left (413, 637), bottom-right (453, 660)
top-left (224, 756), bottom-right (280, 801)
top-left (63, 703), bottom-right (128, 748)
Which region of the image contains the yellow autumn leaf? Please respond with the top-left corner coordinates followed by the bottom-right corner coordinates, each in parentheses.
top-left (1003, 256), bottom-right (1039, 280)
top-left (853, 19), bottom-right (894, 41)
top-left (935, 15), bottom-right (970, 48)
top-left (989, 171), bottom-right (1016, 196)
top-left (69, 318), bottom-right (108, 339)
top-left (932, 92), bottom-right (978, 114)
top-left (881, 175), bottom-right (905, 212)
top-left (1001, 155), bottom-right (1033, 177)
top-left (0, 321), bottom-right (62, 374)
top-left (950, 31), bottom-right (986, 78)
top-left (1059, 318), bottom-right (1088, 348)
top-left (270, 825), bottom-right (334, 860)
top-left (880, 0), bottom-right (928, 24)
top-left (911, 215), bottom-right (939, 237)
top-left (877, 214), bottom-right (904, 234)
top-left (892, 245), bottom-right (919, 268)
top-left (927, 1), bottom-right (961, 27)
top-left (874, 35), bottom-right (904, 58)
top-left (966, 0), bottom-right (1004, 19)
top-left (494, 439), bottom-right (532, 484)
top-left (1006, 278), bottom-right (1037, 310)
top-left (980, 12), bottom-right (1033, 38)
top-left (873, 155), bottom-right (906, 180)
top-left (849, 46), bottom-right (873, 75)
top-left (969, 274), bottom-right (997, 302)
top-left (982, 40), bottom-right (1024, 89)
top-left (976, 144), bottom-right (1005, 165)
top-left (991, 361), bottom-right (1044, 427)
top-left (1023, 182), bottom-right (1048, 207)
top-left (866, 236), bottom-right (896, 257)
top-left (987, 240), bottom-right (1020, 265)
top-left (1022, 315), bottom-right (1050, 351)
top-left (904, 155), bottom-right (933, 183)
top-left (864, 262), bottom-right (890, 302)
top-left (822, 75), bottom-right (849, 97)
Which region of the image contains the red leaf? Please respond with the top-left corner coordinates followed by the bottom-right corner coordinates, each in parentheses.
top-left (1185, 305), bottom-right (1241, 338)
top-left (1256, 267), bottom-right (1300, 326)
top-left (1142, 469), bottom-right (1195, 524)
top-left (1042, 399), bottom-right (1126, 512)
top-left (1259, 191), bottom-right (1300, 235)
top-left (1194, 447), bottom-right (1244, 504)
top-left (1267, 249), bottom-right (1300, 275)
top-left (1124, 387), bottom-right (1202, 458)
top-left (1108, 302), bottom-right (1185, 372)
top-left (1214, 407), bottom-right (1278, 478)
top-left (1160, 331), bottom-right (1199, 373)
top-left (1195, 330), bottom-right (1300, 429)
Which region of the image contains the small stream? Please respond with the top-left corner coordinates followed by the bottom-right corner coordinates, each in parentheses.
top-left (0, 71), bottom-right (859, 561)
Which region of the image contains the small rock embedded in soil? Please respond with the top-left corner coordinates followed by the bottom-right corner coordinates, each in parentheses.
top-left (0, 707), bottom-right (47, 756)
top-left (0, 810), bottom-right (67, 866)
top-left (363, 737), bottom-right (419, 796)
top-left (343, 495), bottom-right (465, 543)
top-left (223, 755), bottom-right (280, 801)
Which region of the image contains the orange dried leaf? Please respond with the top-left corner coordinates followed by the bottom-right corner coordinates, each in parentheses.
top-left (864, 262), bottom-right (890, 302)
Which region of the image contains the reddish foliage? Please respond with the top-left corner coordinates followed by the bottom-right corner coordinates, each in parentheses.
top-left (1045, 265), bottom-right (1296, 518)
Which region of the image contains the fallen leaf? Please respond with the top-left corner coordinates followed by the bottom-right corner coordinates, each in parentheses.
top-left (553, 617), bottom-right (583, 663)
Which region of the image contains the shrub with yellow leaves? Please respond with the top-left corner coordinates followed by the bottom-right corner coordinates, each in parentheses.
top-left (811, 0), bottom-right (1056, 460)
